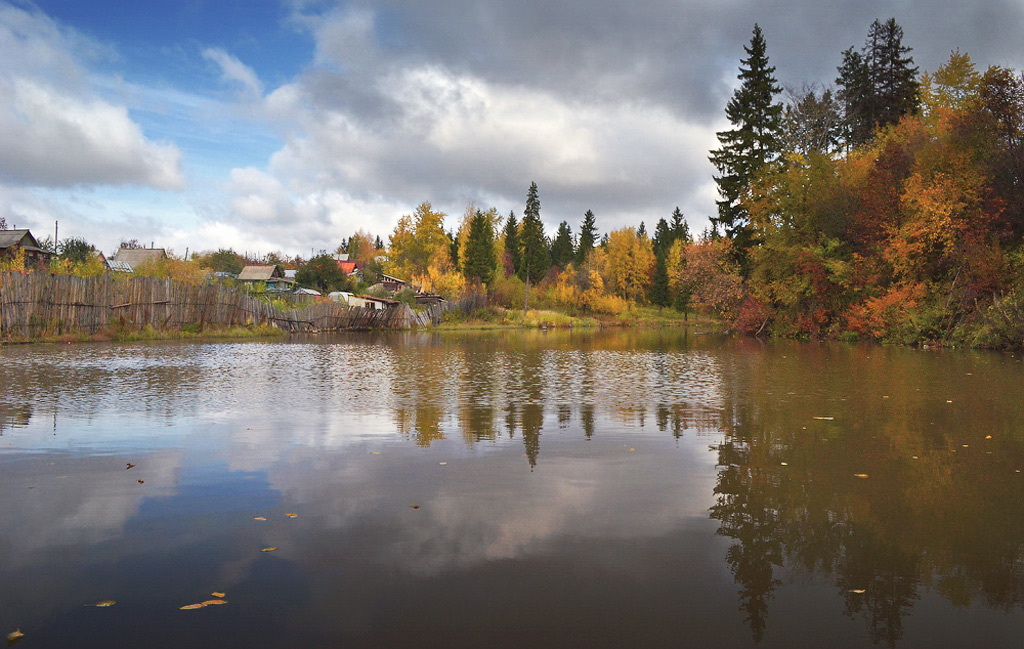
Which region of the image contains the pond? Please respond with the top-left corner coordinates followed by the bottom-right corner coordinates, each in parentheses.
top-left (1, 330), bottom-right (1023, 648)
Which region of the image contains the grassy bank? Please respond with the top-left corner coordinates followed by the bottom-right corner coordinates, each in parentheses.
top-left (2, 323), bottom-right (287, 345)
top-left (433, 304), bottom-right (716, 330)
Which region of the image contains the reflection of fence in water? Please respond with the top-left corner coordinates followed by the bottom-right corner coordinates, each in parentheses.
top-left (0, 272), bottom-right (478, 337)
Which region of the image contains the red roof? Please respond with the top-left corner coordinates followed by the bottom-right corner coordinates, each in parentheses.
top-left (337, 260), bottom-right (365, 274)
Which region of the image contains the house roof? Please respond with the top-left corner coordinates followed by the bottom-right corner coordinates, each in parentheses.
top-left (0, 229), bottom-right (44, 252)
top-left (338, 260), bottom-right (365, 275)
top-left (238, 264), bottom-right (284, 281)
top-left (111, 247), bottom-right (167, 267)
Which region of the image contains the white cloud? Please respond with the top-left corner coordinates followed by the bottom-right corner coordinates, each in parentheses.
top-left (203, 47), bottom-right (264, 99)
top-left (0, 4), bottom-right (184, 190)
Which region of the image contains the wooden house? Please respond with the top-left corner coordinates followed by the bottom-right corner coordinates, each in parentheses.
top-left (111, 247), bottom-right (167, 271)
top-left (238, 264), bottom-right (294, 292)
top-left (0, 229), bottom-right (53, 269)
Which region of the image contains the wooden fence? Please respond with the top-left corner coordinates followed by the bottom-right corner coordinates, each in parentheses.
top-left (0, 272), bottom-right (435, 338)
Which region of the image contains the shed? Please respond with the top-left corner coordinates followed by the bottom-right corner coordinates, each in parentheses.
top-left (379, 273), bottom-right (408, 293)
top-left (348, 295), bottom-right (399, 311)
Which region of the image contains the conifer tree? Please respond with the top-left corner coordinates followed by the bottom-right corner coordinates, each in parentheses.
top-left (837, 18), bottom-right (919, 145)
top-left (503, 211), bottom-right (521, 276)
top-left (463, 210), bottom-right (496, 285)
top-left (519, 182), bottom-right (550, 284)
top-left (652, 217), bottom-right (672, 257)
top-left (649, 252), bottom-right (671, 312)
top-left (709, 24), bottom-right (783, 258)
top-left (670, 207), bottom-right (691, 244)
top-left (576, 209), bottom-right (598, 264)
top-left (550, 221), bottom-right (575, 269)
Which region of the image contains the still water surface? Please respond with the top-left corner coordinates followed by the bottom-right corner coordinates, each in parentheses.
top-left (1, 330), bottom-right (1023, 648)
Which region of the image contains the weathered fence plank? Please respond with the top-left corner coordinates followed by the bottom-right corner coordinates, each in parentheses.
top-left (0, 272), bottom-right (486, 339)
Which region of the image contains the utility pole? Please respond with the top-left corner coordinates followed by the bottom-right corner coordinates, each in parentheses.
top-left (54, 220), bottom-right (58, 253)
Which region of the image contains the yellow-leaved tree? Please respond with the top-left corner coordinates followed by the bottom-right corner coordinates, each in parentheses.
top-left (386, 202), bottom-right (453, 284)
top-left (603, 227), bottom-right (655, 303)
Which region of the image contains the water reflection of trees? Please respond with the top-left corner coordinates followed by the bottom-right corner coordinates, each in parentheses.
top-left (709, 344), bottom-right (1024, 647)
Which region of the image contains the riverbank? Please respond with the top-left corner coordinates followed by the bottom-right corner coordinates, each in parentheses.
top-left (434, 304), bottom-right (717, 330)
top-left (1, 323), bottom-right (287, 345)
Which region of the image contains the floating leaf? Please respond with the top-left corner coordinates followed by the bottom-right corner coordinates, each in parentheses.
top-left (986, 435), bottom-right (993, 440)
top-left (126, 463), bottom-right (135, 470)
top-left (849, 589), bottom-right (866, 594)
top-left (201, 599), bottom-right (228, 606)
top-left (439, 462), bottom-right (447, 465)
top-left (854, 473), bottom-right (869, 478)
top-left (780, 462), bottom-right (788, 466)
top-left (253, 516), bottom-right (267, 521)
top-left (371, 452), bottom-right (381, 455)
top-left (87, 600), bottom-right (116, 607)
top-left (211, 592), bottom-right (226, 598)
top-left (409, 505), bottom-right (420, 509)
top-left (284, 513), bottom-right (298, 518)
top-left (137, 479), bottom-right (144, 484)
top-left (7, 629), bottom-right (24, 645)
top-left (813, 416), bottom-right (834, 421)
top-left (260, 547), bottom-right (278, 552)
top-left (180, 603), bottom-right (207, 610)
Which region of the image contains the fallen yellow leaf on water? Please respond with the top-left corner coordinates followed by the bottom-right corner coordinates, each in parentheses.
top-left (201, 599), bottom-right (228, 606)
top-left (780, 462), bottom-right (788, 466)
top-left (986, 435), bottom-right (993, 440)
top-left (87, 600), bottom-right (116, 607)
top-left (849, 589), bottom-right (866, 594)
top-left (371, 452), bottom-right (381, 455)
top-left (285, 513), bottom-right (298, 518)
top-left (253, 516), bottom-right (267, 521)
top-left (439, 462), bottom-right (447, 465)
top-left (7, 629), bottom-right (24, 643)
top-left (180, 603), bottom-right (207, 610)
top-left (211, 592), bottom-right (226, 598)
top-left (854, 473), bottom-right (869, 478)
top-left (409, 504), bottom-right (420, 509)
top-left (813, 416), bottom-right (834, 420)
top-left (261, 547), bottom-right (278, 552)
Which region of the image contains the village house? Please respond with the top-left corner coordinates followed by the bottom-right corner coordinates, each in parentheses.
top-left (337, 259), bottom-right (365, 281)
top-left (237, 264), bottom-right (295, 292)
top-left (111, 247), bottom-right (167, 272)
top-left (0, 229), bottom-right (54, 269)
top-left (347, 294), bottom-right (399, 310)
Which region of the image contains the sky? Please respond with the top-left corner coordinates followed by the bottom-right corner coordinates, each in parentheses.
top-left (1, 0), bottom-right (1022, 259)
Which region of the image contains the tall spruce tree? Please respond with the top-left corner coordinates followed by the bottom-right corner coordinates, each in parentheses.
top-left (463, 210), bottom-right (496, 285)
top-left (837, 18), bottom-right (919, 146)
top-left (709, 24), bottom-right (783, 258)
top-left (670, 207), bottom-right (691, 244)
top-left (649, 252), bottom-right (671, 312)
top-left (503, 211), bottom-right (521, 276)
top-left (652, 217), bottom-right (672, 257)
top-left (550, 221), bottom-right (575, 269)
top-left (519, 182), bottom-right (550, 284)
top-left (576, 209), bottom-right (598, 264)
